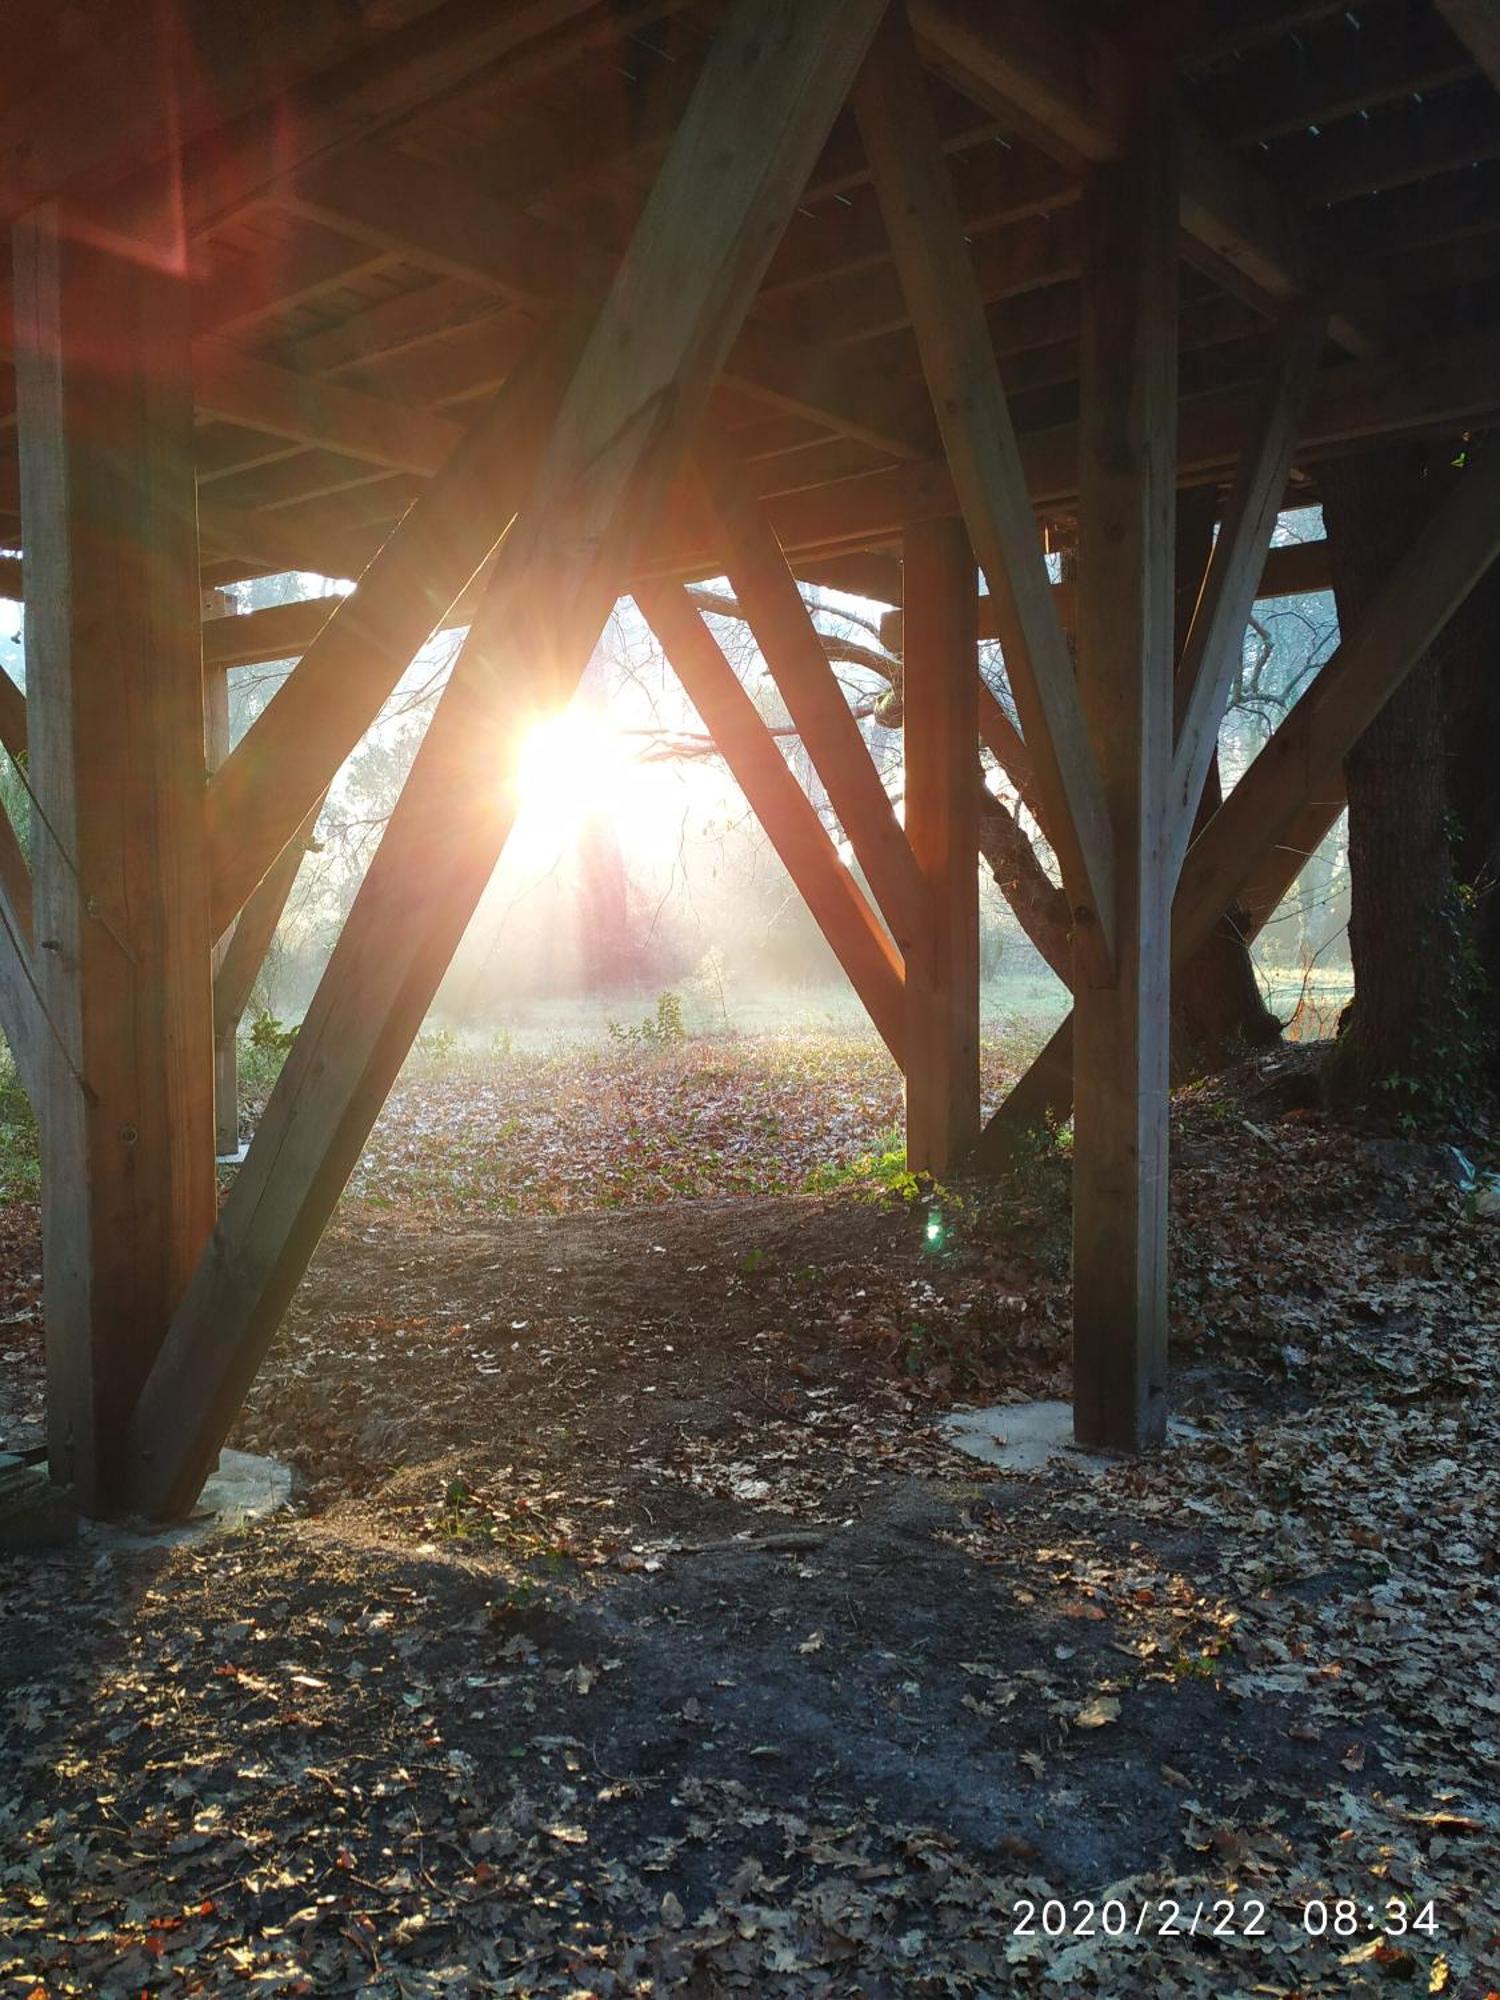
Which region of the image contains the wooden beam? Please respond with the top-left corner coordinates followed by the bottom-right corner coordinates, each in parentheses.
top-left (1203, 9), bottom-right (1474, 147)
top-left (0, 792), bottom-right (31, 946)
top-left (636, 581), bottom-right (907, 1061)
top-left (279, 142), bottom-right (603, 307)
top-left (15, 191), bottom-right (215, 1514)
top-left (195, 222), bottom-right (393, 342)
top-left (0, 877), bottom-right (42, 1106)
top-left (206, 323), bottom-right (581, 935)
top-left (764, 139), bottom-right (1076, 300)
top-left (213, 798), bottom-right (323, 1046)
top-left (0, 650), bottom-right (39, 1102)
top-left (902, 513), bottom-right (979, 1172)
top-left (910, 0), bottom-right (1399, 355)
top-left (203, 598), bottom-right (341, 671)
top-left (1168, 306), bottom-right (1327, 882)
top-left (124, 0), bottom-right (896, 1523)
top-left (1069, 81), bottom-right (1178, 1454)
top-left (193, 337), bottom-right (463, 476)
top-left (1190, 2), bottom-right (1349, 62)
top-left (2, 327), bottom-right (464, 491)
top-left (782, 204), bottom-right (1084, 356)
top-left (0, 664), bottom-right (26, 764)
top-left (1238, 784), bottom-right (1347, 938)
top-left (1431, 3), bottom-right (1500, 92)
top-left (6, 2), bottom-right (651, 236)
top-left (192, 315), bottom-right (1497, 602)
top-left (881, 538), bottom-right (1333, 652)
top-left (974, 450), bottom-right (1500, 1166)
top-left (1174, 445), bottom-right (1500, 964)
top-left (197, 503), bottom-right (359, 579)
top-left (699, 438), bottom-right (928, 958)
top-left (205, 668), bottom-right (240, 1158)
top-left (794, 552), bottom-right (904, 605)
top-left (277, 137), bottom-right (937, 462)
top-left (976, 682), bottom-right (1046, 832)
top-left (0, 0), bottom-right (450, 222)
top-left (855, 5), bottom-right (1115, 973)
top-left (969, 790), bottom-right (1352, 1171)
top-left (1297, 80), bottom-right (1500, 206)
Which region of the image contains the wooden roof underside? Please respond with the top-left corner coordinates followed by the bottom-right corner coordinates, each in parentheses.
top-left (3, 0), bottom-right (1500, 593)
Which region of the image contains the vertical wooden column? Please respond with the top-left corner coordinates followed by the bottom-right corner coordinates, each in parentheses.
top-left (1071, 84), bottom-right (1178, 1452)
top-left (14, 196), bottom-right (214, 1513)
top-left (203, 663), bottom-right (241, 1158)
top-left (903, 514), bottom-right (979, 1173)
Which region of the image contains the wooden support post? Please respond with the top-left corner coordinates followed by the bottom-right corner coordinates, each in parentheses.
top-left (14, 194), bottom-right (214, 1514)
top-left (125, 0), bottom-right (894, 1521)
top-left (855, 4), bottom-right (1115, 973)
top-left (635, 581), bottom-right (907, 1063)
top-left (204, 667), bottom-right (241, 1157)
top-left (970, 424), bottom-right (1500, 1168)
top-left (903, 514), bottom-right (979, 1173)
top-left (1070, 85), bottom-right (1178, 1454)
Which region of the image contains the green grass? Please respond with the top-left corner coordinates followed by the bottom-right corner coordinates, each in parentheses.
top-left (803, 1125), bottom-right (922, 1201)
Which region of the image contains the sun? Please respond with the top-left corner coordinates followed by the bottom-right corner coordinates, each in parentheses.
top-left (513, 708), bottom-right (631, 840)
top-left (503, 701), bottom-right (712, 878)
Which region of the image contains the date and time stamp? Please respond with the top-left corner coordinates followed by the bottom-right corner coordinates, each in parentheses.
top-left (1004, 1895), bottom-right (1444, 1943)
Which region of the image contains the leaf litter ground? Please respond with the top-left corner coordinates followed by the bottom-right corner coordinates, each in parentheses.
top-left (1, 1033), bottom-right (1497, 1997)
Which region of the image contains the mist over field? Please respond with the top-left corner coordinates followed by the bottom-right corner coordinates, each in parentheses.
top-left (196, 530), bottom-right (1351, 1060)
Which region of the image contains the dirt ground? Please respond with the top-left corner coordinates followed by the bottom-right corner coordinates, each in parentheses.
top-left (1, 1043), bottom-right (1498, 1996)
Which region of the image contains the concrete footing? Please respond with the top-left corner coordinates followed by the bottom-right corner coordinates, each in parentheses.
top-left (941, 1399), bottom-right (1198, 1474)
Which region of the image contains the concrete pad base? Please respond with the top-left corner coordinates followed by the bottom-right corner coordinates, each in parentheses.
top-left (941, 1399), bottom-right (1199, 1474)
top-left (84, 1448), bottom-right (294, 1549)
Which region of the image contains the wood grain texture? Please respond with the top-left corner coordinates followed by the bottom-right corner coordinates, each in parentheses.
top-left (699, 437), bottom-right (927, 958)
top-left (15, 195), bottom-right (215, 1513)
top-left (902, 513), bottom-right (979, 1174)
top-left (126, 0), bottom-right (896, 1521)
top-left (856, 5), bottom-right (1115, 972)
top-left (1069, 84), bottom-right (1178, 1455)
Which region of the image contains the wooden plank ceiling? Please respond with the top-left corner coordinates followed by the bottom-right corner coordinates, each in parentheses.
top-left (2, 0), bottom-right (1499, 592)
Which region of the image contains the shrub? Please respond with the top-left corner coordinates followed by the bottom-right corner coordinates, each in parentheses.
top-left (606, 990), bottom-right (687, 1050)
top-left (413, 1025), bottom-right (458, 1065)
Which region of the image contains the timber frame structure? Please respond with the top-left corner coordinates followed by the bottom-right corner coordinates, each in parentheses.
top-left (3, 0), bottom-right (1500, 1518)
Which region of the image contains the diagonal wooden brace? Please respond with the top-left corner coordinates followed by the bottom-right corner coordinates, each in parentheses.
top-left (855, 2), bottom-right (1116, 977)
top-left (124, 0), bottom-right (899, 1521)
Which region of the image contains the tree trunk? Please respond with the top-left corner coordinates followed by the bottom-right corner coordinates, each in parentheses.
top-left (975, 777), bottom-right (1072, 980)
top-left (1171, 753), bottom-right (1284, 1074)
top-left (1319, 444), bottom-right (1481, 1120)
top-left (1170, 486), bottom-right (1282, 1073)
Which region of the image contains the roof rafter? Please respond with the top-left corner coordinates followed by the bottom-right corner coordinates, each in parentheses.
top-left (909, 0), bottom-right (1407, 356)
top-left (274, 138), bottom-right (937, 458)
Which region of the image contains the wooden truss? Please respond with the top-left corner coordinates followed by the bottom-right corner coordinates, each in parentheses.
top-left (2, 0), bottom-right (1499, 1513)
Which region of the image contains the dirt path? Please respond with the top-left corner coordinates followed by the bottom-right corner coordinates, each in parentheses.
top-left (1, 1052), bottom-right (1498, 1994)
